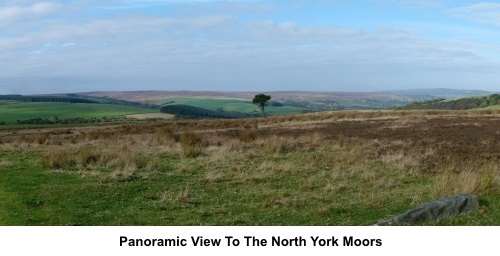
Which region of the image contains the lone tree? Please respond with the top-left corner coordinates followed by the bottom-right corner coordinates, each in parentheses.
top-left (252, 94), bottom-right (271, 117)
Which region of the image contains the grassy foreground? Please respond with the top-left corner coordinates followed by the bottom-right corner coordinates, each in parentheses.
top-left (0, 110), bottom-right (499, 225)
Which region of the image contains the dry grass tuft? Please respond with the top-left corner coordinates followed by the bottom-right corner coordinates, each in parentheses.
top-left (36, 133), bottom-right (50, 145)
top-left (0, 159), bottom-right (12, 167)
top-left (239, 129), bottom-right (258, 142)
top-left (337, 134), bottom-right (345, 147)
top-left (432, 164), bottom-right (499, 198)
top-left (153, 127), bottom-right (178, 145)
top-left (36, 137), bottom-right (160, 181)
top-left (79, 145), bottom-right (100, 166)
top-left (380, 151), bottom-right (420, 171)
top-left (203, 171), bottom-right (225, 183)
top-left (40, 150), bottom-right (75, 169)
top-left (175, 187), bottom-right (191, 204)
top-left (261, 136), bottom-right (298, 154)
top-left (110, 163), bottom-right (137, 181)
top-left (180, 132), bottom-right (205, 158)
top-left (159, 187), bottom-right (196, 206)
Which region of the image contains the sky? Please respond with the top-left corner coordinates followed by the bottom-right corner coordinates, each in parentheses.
top-left (1, 0), bottom-right (500, 94)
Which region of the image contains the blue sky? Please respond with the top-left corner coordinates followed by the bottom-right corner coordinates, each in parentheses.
top-left (1, 0), bottom-right (499, 94)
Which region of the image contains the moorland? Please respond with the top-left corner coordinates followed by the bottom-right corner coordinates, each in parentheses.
top-left (0, 108), bottom-right (498, 225)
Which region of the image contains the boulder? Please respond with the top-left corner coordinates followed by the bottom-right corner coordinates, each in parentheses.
top-left (375, 194), bottom-right (479, 226)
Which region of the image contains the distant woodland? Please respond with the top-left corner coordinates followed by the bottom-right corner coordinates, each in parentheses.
top-left (0, 94), bottom-right (158, 109)
top-left (397, 94), bottom-right (499, 110)
top-left (160, 104), bottom-right (250, 119)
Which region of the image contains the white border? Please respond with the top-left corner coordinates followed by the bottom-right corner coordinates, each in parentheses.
top-left (0, 226), bottom-right (497, 256)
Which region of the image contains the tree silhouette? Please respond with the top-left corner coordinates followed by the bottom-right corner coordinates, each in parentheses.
top-left (252, 94), bottom-right (271, 117)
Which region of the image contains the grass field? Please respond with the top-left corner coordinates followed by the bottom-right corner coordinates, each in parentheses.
top-left (126, 113), bottom-right (175, 120)
top-left (157, 97), bottom-right (306, 115)
top-left (0, 101), bottom-right (156, 124)
top-left (482, 105), bottom-right (500, 110)
top-left (0, 109), bottom-right (499, 225)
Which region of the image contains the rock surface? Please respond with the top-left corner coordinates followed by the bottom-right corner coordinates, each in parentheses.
top-left (375, 194), bottom-right (480, 226)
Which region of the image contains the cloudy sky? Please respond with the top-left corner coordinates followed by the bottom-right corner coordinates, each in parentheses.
top-left (1, 0), bottom-right (499, 94)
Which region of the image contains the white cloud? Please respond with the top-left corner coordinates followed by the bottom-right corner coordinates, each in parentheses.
top-left (449, 2), bottom-right (500, 26)
top-left (1, 0), bottom-right (500, 94)
top-left (1, 12), bottom-right (498, 94)
top-left (0, 2), bottom-right (64, 24)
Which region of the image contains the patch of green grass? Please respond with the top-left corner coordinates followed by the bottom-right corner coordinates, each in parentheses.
top-left (157, 97), bottom-right (306, 116)
top-left (481, 105), bottom-right (500, 110)
top-left (0, 100), bottom-right (23, 106)
top-left (0, 150), bottom-right (416, 225)
top-left (0, 102), bottom-right (156, 124)
top-left (0, 150), bottom-right (172, 225)
top-left (157, 97), bottom-right (246, 111)
top-left (2, 142), bottom-right (486, 226)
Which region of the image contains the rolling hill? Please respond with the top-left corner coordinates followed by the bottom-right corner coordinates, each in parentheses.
top-left (397, 94), bottom-right (500, 110)
top-left (0, 101), bottom-right (156, 125)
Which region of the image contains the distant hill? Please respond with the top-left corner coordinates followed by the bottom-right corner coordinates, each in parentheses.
top-left (0, 93), bottom-right (159, 110)
top-left (7, 88), bottom-right (494, 116)
top-left (380, 88), bottom-right (495, 99)
top-left (0, 101), bottom-right (156, 125)
top-left (76, 90), bottom-right (437, 111)
top-left (79, 90), bottom-right (426, 103)
top-left (0, 93), bottom-right (160, 125)
top-left (398, 94), bottom-right (500, 110)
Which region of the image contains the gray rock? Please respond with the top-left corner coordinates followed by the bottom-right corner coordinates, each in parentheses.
top-left (375, 194), bottom-right (479, 226)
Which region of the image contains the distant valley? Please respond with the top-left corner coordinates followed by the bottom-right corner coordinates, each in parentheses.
top-left (0, 88), bottom-right (497, 125)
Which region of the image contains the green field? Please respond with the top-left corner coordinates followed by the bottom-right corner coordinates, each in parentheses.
top-left (157, 97), bottom-right (307, 115)
top-left (0, 101), bottom-right (156, 124)
top-left (482, 105), bottom-right (500, 110)
top-left (470, 105), bottom-right (500, 111)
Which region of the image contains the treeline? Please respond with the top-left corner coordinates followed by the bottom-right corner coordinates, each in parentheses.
top-left (69, 95), bottom-right (159, 109)
top-left (20, 96), bottom-right (99, 103)
top-left (0, 94), bottom-right (97, 103)
top-left (0, 95), bottom-right (23, 100)
top-left (12, 116), bottom-right (123, 125)
top-left (281, 98), bottom-right (413, 110)
top-left (0, 94), bottom-right (159, 109)
top-left (398, 94), bottom-right (500, 110)
top-left (160, 104), bottom-right (250, 119)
